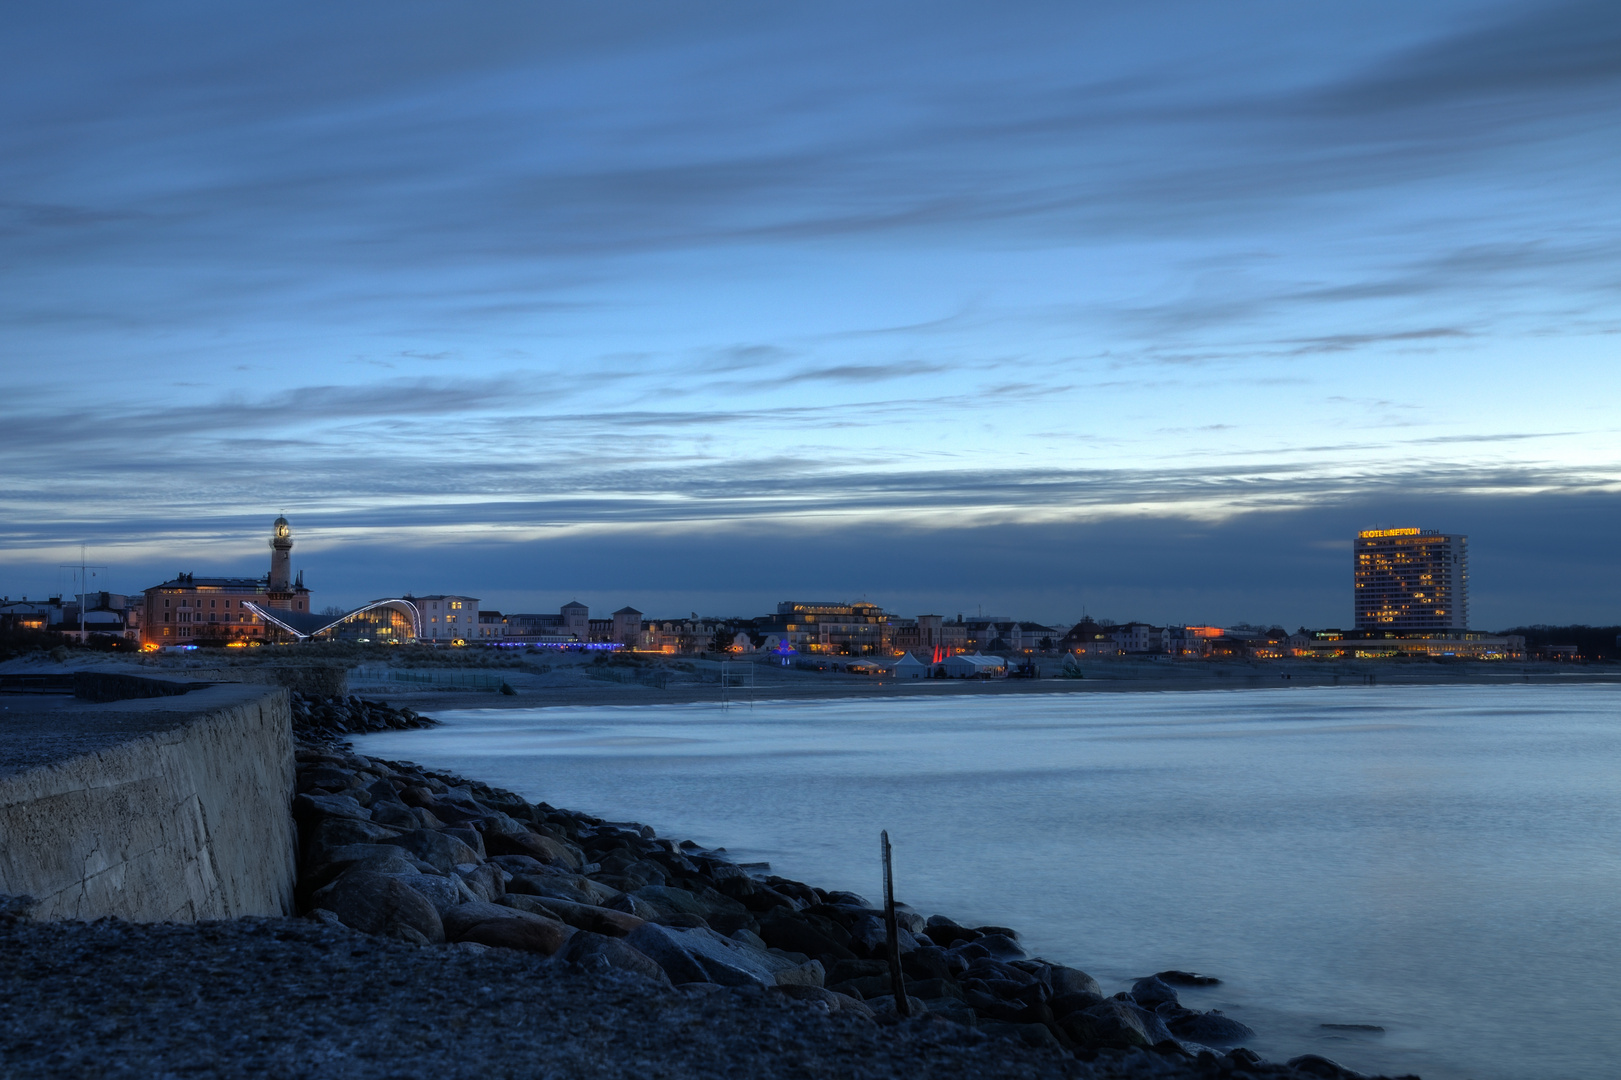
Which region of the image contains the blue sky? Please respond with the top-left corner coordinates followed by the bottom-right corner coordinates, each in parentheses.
top-left (2, 1), bottom-right (1618, 626)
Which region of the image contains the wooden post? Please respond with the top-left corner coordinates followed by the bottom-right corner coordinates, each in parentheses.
top-left (882, 830), bottom-right (910, 1017)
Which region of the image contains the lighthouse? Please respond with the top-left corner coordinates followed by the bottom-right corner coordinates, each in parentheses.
top-left (266, 516), bottom-right (300, 610)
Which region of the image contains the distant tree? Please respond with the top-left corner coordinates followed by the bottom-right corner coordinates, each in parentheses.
top-left (709, 628), bottom-right (733, 653)
top-left (1039, 636), bottom-right (1054, 651)
top-left (987, 637), bottom-right (1010, 652)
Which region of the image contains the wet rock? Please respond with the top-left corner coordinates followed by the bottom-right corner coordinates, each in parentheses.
top-left (1130, 975), bottom-right (1180, 1009)
top-left (1057, 998), bottom-right (1164, 1050)
top-left (1167, 1010), bottom-right (1256, 1045)
top-left (1049, 991), bottom-right (1104, 1018)
top-left (1287, 1053), bottom-right (1363, 1078)
top-left (1156, 969), bottom-right (1221, 986)
top-left (312, 871), bottom-right (445, 945)
top-left (923, 915), bottom-right (975, 946)
top-left (974, 933), bottom-right (1026, 961)
top-left (1049, 965), bottom-right (1103, 999)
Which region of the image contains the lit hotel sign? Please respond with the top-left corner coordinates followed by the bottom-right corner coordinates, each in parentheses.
top-left (1358, 528), bottom-right (1421, 538)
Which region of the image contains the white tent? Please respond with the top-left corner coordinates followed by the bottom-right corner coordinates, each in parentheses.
top-left (892, 653), bottom-right (929, 679)
top-left (943, 653), bottom-right (1007, 678)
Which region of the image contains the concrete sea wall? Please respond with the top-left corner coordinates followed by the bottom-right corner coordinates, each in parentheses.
top-left (0, 683), bottom-right (297, 922)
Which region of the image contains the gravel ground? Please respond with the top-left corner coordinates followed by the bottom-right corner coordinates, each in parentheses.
top-left (0, 915), bottom-right (1355, 1080)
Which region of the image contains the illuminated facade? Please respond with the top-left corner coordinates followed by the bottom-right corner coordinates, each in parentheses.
top-left (141, 517), bottom-right (312, 646)
top-left (247, 598), bottom-right (421, 643)
top-left (412, 595), bottom-right (480, 642)
top-left (760, 601), bottom-right (890, 655)
top-left (1354, 527), bottom-right (1467, 631)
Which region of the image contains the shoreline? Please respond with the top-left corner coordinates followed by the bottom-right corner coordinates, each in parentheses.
top-left (279, 695), bottom-right (1407, 1078)
top-left (344, 664), bottom-right (1621, 714)
top-left (0, 690), bottom-right (1425, 1079)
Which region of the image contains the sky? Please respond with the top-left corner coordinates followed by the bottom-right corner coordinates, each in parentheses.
top-left (2, 1), bottom-right (1618, 628)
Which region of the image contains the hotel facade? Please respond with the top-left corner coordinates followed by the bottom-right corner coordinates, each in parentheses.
top-left (1353, 527), bottom-right (1468, 631)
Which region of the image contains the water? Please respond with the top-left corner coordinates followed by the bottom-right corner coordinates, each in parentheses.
top-left (351, 684), bottom-right (1621, 1079)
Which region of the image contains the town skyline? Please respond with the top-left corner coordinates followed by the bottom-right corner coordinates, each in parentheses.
top-left (4, 2), bottom-right (1620, 627)
top-left (3, 505), bottom-right (1608, 638)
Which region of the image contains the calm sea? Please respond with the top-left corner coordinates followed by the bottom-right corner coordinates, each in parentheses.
top-left (351, 684), bottom-right (1621, 1080)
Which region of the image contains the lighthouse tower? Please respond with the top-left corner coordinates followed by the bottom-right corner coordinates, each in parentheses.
top-left (267, 516), bottom-right (295, 609)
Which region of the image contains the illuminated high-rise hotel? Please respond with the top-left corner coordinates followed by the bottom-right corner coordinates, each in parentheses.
top-left (1354, 527), bottom-right (1468, 631)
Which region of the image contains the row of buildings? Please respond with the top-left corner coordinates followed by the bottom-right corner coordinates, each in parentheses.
top-left (0, 519), bottom-right (1541, 661)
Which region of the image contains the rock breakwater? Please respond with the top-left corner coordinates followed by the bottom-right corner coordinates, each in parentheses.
top-left (287, 702), bottom-right (1414, 1080)
top-left (289, 691), bottom-right (437, 742)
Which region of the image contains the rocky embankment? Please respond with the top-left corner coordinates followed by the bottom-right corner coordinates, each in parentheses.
top-left (289, 691), bottom-right (438, 742)
top-left (281, 697), bottom-right (1408, 1080)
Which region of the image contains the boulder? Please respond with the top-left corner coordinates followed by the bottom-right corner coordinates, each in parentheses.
top-left (974, 933), bottom-right (1026, 961)
top-left (298, 766), bottom-right (360, 793)
top-left (773, 959), bottom-right (826, 988)
top-left (500, 894), bottom-right (645, 937)
top-left (902, 946), bottom-right (952, 982)
top-left (866, 995), bottom-right (929, 1021)
top-left (623, 923), bottom-right (775, 987)
top-left (313, 870), bottom-right (445, 945)
top-left (368, 802), bottom-right (422, 830)
top-left (1167, 1011), bottom-right (1256, 1045)
top-left (558, 931), bottom-right (670, 986)
top-left (293, 793), bottom-right (372, 825)
top-left (443, 826), bottom-right (486, 860)
top-left (506, 872), bottom-right (602, 907)
top-left (485, 830), bottom-right (580, 869)
top-left (302, 818), bottom-right (408, 868)
top-left (454, 863), bottom-right (506, 903)
top-left (385, 829), bottom-right (482, 874)
top-left (1130, 975), bottom-right (1180, 1009)
top-left (1049, 991), bottom-right (1105, 1018)
top-left (757, 913), bottom-right (856, 962)
top-left (1286, 1055), bottom-right (1360, 1079)
top-left (924, 916), bottom-right (978, 947)
top-left (441, 901), bottom-right (573, 956)
top-left (1156, 969), bottom-right (1221, 986)
top-left (622, 923), bottom-right (709, 984)
top-left (1049, 965), bottom-right (1103, 999)
top-left (393, 873), bottom-right (478, 916)
top-left (1058, 999), bottom-right (1161, 1049)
